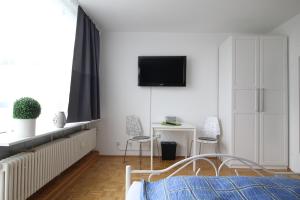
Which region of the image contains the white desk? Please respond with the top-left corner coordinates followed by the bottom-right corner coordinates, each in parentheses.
top-left (150, 123), bottom-right (197, 171)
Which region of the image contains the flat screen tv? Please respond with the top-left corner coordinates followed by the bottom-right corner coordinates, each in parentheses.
top-left (138, 56), bottom-right (186, 86)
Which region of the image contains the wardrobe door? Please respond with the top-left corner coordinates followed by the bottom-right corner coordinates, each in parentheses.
top-left (232, 37), bottom-right (260, 164)
top-left (259, 36), bottom-right (288, 166)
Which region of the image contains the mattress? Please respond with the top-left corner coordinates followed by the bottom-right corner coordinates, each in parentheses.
top-left (127, 181), bottom-right (143, 200)
top-left (128, 176), bottom-right (300, 200)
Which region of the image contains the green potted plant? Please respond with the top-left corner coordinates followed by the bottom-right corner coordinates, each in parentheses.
top-left (13, 97), bottom-right (41, 137)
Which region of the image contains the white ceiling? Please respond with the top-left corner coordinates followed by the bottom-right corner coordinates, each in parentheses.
top-left (79, 0), bottom-right (300, 33)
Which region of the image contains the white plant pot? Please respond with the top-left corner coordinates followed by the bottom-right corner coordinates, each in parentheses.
top-left (14, 119), bottom-right (36, 138)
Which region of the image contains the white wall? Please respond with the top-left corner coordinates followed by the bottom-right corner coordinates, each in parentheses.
top-left (272, 14), bottom-right (300, 172)
top-left (97, 32), bottom-right (228, 156)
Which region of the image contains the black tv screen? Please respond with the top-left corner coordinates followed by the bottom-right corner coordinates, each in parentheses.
top-left (138, 56), bottom-right (186, 86)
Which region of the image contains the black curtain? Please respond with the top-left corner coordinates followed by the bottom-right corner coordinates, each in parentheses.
top-left (67, 6), bottom-right (100, 122)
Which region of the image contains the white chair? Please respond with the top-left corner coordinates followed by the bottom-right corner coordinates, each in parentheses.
top-left (123, 115), bottom-right (160, 169)
top-left (189, 117), bottom-right (221, 156)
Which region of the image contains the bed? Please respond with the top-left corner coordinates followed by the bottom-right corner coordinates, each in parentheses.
top-left (125, 154), bottom-right (300, 200)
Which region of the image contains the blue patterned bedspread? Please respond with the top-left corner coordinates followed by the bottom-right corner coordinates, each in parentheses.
top-left (141, 176), bottom-right (300, 200)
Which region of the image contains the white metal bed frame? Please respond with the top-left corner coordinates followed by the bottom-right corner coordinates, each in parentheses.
top-left (125, 154), bottom-right (298, 199)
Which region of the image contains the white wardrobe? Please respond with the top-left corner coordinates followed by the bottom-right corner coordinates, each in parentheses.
top-left (218, 36), bottom-right (288, 168)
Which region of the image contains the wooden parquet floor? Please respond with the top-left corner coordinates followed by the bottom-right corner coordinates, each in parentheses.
top-left (29, 152), bottom-right (292, 200)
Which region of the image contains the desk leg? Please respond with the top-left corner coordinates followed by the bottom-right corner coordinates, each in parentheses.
top-left (185, 134), bottom-right (188, 158)
top-left (151, 128), bottom-right (153, 170)
top-left (193, 129), bottom-right (196, 172)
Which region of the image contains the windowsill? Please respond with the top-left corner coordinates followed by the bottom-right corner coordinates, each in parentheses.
top-left (0, 121), bottom-right (96, 147)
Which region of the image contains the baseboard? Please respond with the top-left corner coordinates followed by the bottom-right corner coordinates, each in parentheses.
top-left (99, 154), bottom-right (162, 158)
top-left (225, 163), bottom-right (288, 170)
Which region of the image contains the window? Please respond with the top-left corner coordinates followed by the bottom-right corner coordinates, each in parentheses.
top-left (0, 0), bottom-right (77, 132)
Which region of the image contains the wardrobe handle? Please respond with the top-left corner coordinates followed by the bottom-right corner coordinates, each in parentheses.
top-left (256, 88), bottom-right (260, 112)
top-left (260, 88), bottom-right (264, 112)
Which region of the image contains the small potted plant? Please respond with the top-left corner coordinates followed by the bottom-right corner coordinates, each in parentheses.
top-left (13, 97), bottom-right (41, 137)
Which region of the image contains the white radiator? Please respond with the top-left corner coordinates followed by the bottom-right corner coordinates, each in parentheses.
top-left (0, 128), bottom-right (96, 200)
